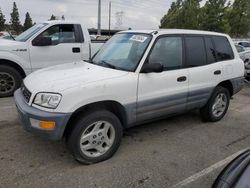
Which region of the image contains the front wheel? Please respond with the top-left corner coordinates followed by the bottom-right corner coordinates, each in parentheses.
top-left (0, 65), bottom-right (22, 97)
top-left (200, 86), bottom-right (230, 122)
top-left (66, 110), bottom-right (123, 164)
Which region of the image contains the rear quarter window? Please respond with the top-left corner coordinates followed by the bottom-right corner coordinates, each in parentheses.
top-left (212, 36), bottom-right (234, 61)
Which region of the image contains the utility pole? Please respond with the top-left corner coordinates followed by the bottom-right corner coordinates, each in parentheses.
top-left (97, 0), bottom-right (101, 36)
top-left (109, 1), bottom-right (111, 37)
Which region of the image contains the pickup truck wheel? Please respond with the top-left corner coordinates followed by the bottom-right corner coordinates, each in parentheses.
top-left (200, 86), bottom-right (230, 122)
top-left (0, 65), bottom-right (22, 97)
top-left (67, 110), bottom-right (123, 164)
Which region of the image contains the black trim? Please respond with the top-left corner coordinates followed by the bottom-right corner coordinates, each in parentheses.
top-left (75, 24), bottom-right (84, 43)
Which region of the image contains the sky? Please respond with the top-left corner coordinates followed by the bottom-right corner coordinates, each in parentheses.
top-left (1, 0), bottom-right (209, 30)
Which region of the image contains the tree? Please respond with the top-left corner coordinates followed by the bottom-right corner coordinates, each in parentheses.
top-left (10, 2), bottom-right (22, 34)
top-left (200, 0), bottom-right (227, 32)
top-left (0, 8), bottom-right (6, 31)
top-left (49, 14), bottom-right (56, 20)
top-left (160, 0), bottom-right (202, 30)
top-left (23, 12), bottom-right (33, 31)
top-left (61, 15), bottom-right (65, 20)
top-left (160, 0), bottom-right (182, 28)
top-left (178, 0), bottom-right (202, 29)
top-left (228, 0), bottom-right (250, 37)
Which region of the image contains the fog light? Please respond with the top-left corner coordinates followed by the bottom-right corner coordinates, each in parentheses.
top-left (39, 121), bottom-right (55, 130)
top-left (30, 118), bottom-right (55, 130)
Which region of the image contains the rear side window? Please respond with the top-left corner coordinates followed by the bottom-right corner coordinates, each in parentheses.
top-left (185, 36), bottom-right (206, 67)
top-left (212, 36), bottom-right (234, 61)
top-left (204, 37), bottom-right (217, 64)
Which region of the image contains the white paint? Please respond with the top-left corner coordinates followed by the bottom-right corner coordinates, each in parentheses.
top-left (171, 147), bottom-right (250, 188)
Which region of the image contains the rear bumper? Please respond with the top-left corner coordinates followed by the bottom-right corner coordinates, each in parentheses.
top-left (231, 77), bottom-right (245, 95)
top-left (14, 89), bottom-right (71, 141)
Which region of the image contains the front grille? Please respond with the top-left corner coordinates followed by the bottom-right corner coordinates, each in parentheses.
top-left (21, 85), bottom-right (32, 103)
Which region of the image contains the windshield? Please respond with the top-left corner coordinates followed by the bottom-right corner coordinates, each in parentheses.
top-left (91, 33), bottom-right (152, 72)
top-left (15, 23), bottom-right (48, 42)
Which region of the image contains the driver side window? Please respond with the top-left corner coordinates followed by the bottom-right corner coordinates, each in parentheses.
top-left (148, 37), bottom-right (183, 71)
top-left (36, 24), bottom-right (76, 45)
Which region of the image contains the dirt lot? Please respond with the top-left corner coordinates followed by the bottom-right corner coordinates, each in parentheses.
top-left (0, 85), bottom-right (250, 188)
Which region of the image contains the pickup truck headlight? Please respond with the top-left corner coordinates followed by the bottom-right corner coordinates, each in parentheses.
top-left (33, 93), bottom-right (62, 109)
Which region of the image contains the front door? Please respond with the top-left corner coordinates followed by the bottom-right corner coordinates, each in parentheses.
top-left (137, 36), bottom-right (189, 122)
top-left (29, 24), bottom-right (82, 71)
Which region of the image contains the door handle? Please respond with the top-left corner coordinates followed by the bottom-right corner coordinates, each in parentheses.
top-left (72, 47), bottom-right (81, 53)
top-left (177, 76), bottom-right (187, 82)
top-left (214, 70), bottom-right (221, 75)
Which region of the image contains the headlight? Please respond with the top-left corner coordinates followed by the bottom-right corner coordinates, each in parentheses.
top-left (33, 93), bottom-right (62, 109)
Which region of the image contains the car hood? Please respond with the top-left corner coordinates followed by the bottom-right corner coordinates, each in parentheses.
top-left (0, 39), bottom-right (25, 51)
top-left (24, 61), bottom-right (129, 93)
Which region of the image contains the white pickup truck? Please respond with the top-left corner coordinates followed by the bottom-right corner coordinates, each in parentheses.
top-left (0, 20), bottom-right (103, 97)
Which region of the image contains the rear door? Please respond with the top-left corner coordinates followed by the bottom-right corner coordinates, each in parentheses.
top-left (185, 36), bottom-right (225, 110)
top-left (137, 36), bottom-right (189, 122)
top-left (29, 24), bottom-right (83, 71)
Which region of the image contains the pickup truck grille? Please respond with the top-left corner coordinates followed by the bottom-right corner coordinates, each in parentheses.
top-left (21, 85), bottom-right (32, 103)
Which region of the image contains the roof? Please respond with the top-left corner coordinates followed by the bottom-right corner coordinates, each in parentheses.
top-left (119, 29), bottom-right (227, 36)
top-left (43, 20), bottom-right (82, 25)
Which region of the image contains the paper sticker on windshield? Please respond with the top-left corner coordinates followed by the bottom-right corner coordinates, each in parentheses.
top-left (129, 35), bottom-right (148, 43)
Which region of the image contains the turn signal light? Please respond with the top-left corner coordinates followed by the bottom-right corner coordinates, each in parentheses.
top-left (39, 121), bottom-right (56, 130)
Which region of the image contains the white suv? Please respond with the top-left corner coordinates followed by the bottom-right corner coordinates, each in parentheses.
top-left (14, 29), bottom-right (245, 164)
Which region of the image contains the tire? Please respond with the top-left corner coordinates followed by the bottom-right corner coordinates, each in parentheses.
top-left (200, 86), bottom-right (230, 122)
top-left (66, 110), bottom-right (123, 164)
top-left (0, 65), bottom-right (22, 97)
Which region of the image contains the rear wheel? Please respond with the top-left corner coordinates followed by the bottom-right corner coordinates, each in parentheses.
top-left (200, 86), bottom-right (230, 122)
top-left (0, 65), bottom-right (22, 97)
top-left (66, 110), bottom-right (123, 164)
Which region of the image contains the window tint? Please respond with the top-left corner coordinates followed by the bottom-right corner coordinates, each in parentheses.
top-left (148, 37), bottom-right (183, 70)
top-left (185, 37), bottom-right (206, 67)
top-left (213, 36), bottom-right (234, 61)
top-left (205, 37), bottom-right (217, 64)
top-left (38, 24), bottom-right (76, 45)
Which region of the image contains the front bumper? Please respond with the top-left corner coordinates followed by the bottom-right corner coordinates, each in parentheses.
top-left (14, 89), bottom-right (71, 141)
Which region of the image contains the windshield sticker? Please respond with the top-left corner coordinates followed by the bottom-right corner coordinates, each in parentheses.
top-left (129, 35), bottom-right (148, 43)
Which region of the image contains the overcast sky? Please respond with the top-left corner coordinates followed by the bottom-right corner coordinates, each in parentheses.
top-left (1, 0), bottom-right (209, 30)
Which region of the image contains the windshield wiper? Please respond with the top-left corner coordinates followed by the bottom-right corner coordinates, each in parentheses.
top-left (7, 30), bottom-right (15, 41)
top-left (99, 60), bottom-right (117, 69)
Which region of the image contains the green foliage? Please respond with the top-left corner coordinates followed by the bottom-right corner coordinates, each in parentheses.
top-left (200, 0), bottom-right (227, 32)
top-left (228, 0), bottom-right (250, 37)
top-left (10, 2), bottom-right (22, 34)
top-left (0, 8), bottom-right (6, 31)
top-left (160, 0), bottom-right (250, 37)
top-left (160, 0), bottom-right (202, 30)
top-left (23, 12), bottom-right (33, 31)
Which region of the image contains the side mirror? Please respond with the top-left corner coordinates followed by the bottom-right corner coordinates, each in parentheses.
top-left (141, 62), bottom-right (163, 73)
top-left (32, 36), bottom-right (52, 46)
